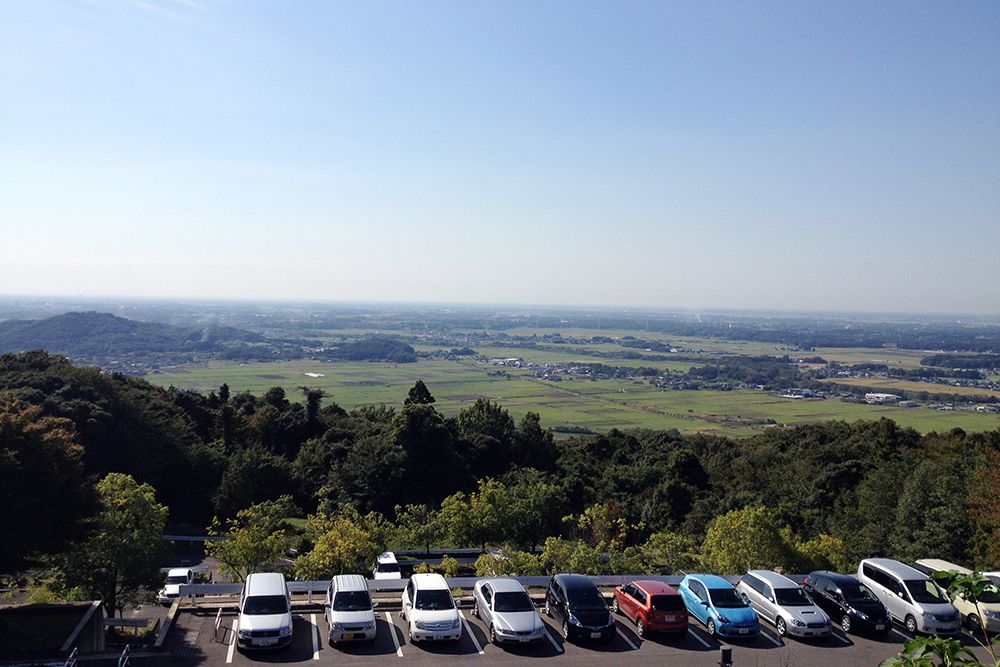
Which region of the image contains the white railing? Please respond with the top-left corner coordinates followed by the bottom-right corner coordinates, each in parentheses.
top-left (63, 647), bottom-right (78, 667)
top-left (117, 645), bottom-right (130, 667)
top-left (214, 607), bottom-right (223, 641)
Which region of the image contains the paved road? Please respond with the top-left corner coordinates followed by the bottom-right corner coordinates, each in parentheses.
top-left (163, 605), bottom-right (995, 666)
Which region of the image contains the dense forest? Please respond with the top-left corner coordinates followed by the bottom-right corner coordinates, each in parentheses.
top-left (2, 350), bottom-right (998, 580)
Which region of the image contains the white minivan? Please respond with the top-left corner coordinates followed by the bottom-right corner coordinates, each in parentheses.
top-left (400, 573), bottom-right (462, 642)
top-left (158, 568), bottom-right (194, 605)
top-left (325, 574), bottom-right (377, 644)
top-left (858, 558), bottom-right (960, 636)
top-left (237, 572), bottom-right (293, 650)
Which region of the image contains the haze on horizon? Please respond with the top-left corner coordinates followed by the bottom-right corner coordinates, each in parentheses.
top-left (2, 1), bottom-right (998, 315)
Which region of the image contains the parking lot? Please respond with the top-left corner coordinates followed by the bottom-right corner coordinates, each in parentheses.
top-left (163, 604), bottom-right (995, 666)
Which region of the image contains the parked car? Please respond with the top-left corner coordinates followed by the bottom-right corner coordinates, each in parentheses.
top-left (373, 552), bottom-right (402, 580)
top-left (858, 558), bottom-right (960, 635)
top-left (237, 572), bottom-right (293, 650)
top-left (543, 573), bottom-right (616, 642)
top-left (678, 574), bottom-right (759, 639)
top-left (473, 578), bottom-right (546, 645)
top-left (736, 570), bottom-right (831, 639)
top-left (803, 570), bottom-right (892, 636)
top-left (158, 568), bottom-right (194, 605)
top-left (400, 573), bottom-right (462, 642)
top-left (612, 580), bottom-right (688, 637)
top-left (914, 559), bottom-right (1000, 634)
top-left (325, 574), bottom-right (377, 644)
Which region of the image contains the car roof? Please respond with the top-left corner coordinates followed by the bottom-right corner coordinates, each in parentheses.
top-left (377, 552), bottom-right (398, 563)
top-left (167, 568), bottom-right (192, 577)
top-left (331, 574), bottom-right (369, 592)
top-left (482, 578), bottom-right (527, 593)
top-left (630, 580), bottom-right (680, 596)
top-left (555, 573), bottom-right (597, 590)
top-left (915, 559), bottom-right (972, 575)
top-left (687, 574), bottom-right (734, 589)
top-left (863, 558), bottom-right (928, 580)
top-left (811, 571), bottom-right (863, 586)
top-left (245, 572), bottom-right (287, 596)
top-left (747, 570), bottom-right (799, 588)
top-left (410, 572), bottom-right (449, 589)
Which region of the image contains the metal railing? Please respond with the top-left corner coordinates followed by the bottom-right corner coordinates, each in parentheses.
top-left (63, 647), bottom-right (78, 667)
top-left (117, 645), bottom-right (130, 667)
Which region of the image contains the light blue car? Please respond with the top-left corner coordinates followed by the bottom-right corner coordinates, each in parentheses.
top-left (678, 574), bottom-right (760, 639)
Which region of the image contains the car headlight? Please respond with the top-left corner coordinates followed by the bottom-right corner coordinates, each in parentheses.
top-left (717, 613), bottom-right (730, 624)
top-left (414, 620), bottom-right (426, 629)
top-left (568, 613), bottom-right (582, 626)
top-left (451, 618), bottom-right (461, 629)
top-left (984, 611), bottom-right (1000, 620)
top-left (238, 628), bottom-right (250, 638)
top-left (607, 613), bottom-right (615, 627)
top-left (364, 620), bottom-right (376, 629)
top-left (922, 612), bottom-right (936, 621)
top-left (330, 622), bottom-right (343, 631)
top-left (279, 625), bottom-right (292, 636)
top-left (792, 619), bottom-right (806, 627)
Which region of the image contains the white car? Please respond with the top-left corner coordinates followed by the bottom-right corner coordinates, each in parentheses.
top-left (915, 559), bottom-right (1000, 634)
top-left (473, 578), bottom-right (546, 644)
top-left (158, 568), bottom-right (194, 605)
top-left (737, 570), bottom-right (831, 639)
top-left (373, 552), bottom-right (402, 580)
top-left (400, 573), bottom-right (462, 642)
top-left (325, 574), bottom-right (377, 644)
top-left (858, 558), bottom-right (960, 635)
top-left (237, 572), bottom-right (293, 650)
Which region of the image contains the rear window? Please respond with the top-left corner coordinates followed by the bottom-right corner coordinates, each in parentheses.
top-left (333, 590), bottom-right (372, 611)
top-left (650, 595), bottom-right (684, 612)
top-left (243, 595), bottom-right (289, 615)
top-left (377, 563), bottom-right (400, 573)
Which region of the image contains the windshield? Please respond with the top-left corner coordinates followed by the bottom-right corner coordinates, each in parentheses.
top-left (905, 580), bottom-right (947, 604)
top-left (650, 595), bottom-right (685, 612)
top-left (243, 595), bottom-right (289, 615)
top-left (333, 590), bottom-right (372, 612)
top-left (841, 583), bottom-right (879, 604)
top-left (164, 575), bottom-right (188, 584)
top-left (377, 563), bottom-right (400, 573)
top-left (494, 591), bottom-right (534, 613)
top-left (709, 588), bottom-right (748, 609)
top-left (775, 588), bottom-right (813, 606)
top-left (567, 586), bottom-right (608, 610)
top-left (977, 582), bottom-right (1000, 604)
top-left (415, 589), bottom-right (454, 611)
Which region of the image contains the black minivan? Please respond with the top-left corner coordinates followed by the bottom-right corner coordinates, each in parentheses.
top-left (544, 574), bottom-right (616, 642)
top-left (803, 571), bottom-right (892, 636)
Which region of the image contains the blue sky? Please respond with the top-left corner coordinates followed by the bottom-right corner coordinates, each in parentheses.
top-left (1, 0), bottom-right (998, 313)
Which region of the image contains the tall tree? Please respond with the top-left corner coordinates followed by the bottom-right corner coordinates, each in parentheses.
top-left (404, 380), bottom-right (435, 405)
top-left (206, 496), bottom-right (297, 582)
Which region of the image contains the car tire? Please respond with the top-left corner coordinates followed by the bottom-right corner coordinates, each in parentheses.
top-left (636, 618), bottom-right (644, 638)
top-left (408, 625), bottom-right (415, 643)
top-left (612, 598), bottom-right (620, 614)
top-left (473, 600), bottom-right (480, 620)
top-left (706, 619), bottom-right (716, 636)
top-left (776, 617), bottom-right (787, 637)
top-left (562, 621), bottom-right (570, 641)
top-left (905, 615), bottom-right (918, 635)
top-left (841, 615), bottom-right (852, 634)
top-left (490, 624), bottom-right (497, 644)
top-left (544, 601), bottom-right (551, 617)
top-left (967, 613), bottom-right (982, 631)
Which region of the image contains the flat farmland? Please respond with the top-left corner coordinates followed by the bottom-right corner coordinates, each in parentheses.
top-left (147, 361), bottom-right (1000, 436)
top-left (824, 376), bottom-right (1000, 399)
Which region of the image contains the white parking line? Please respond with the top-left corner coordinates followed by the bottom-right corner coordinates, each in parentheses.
top-left (385, 612), bottom-right (403, 657)
top-left (310, 614), bottom-right (320, 660)
top-left (543, 627), bottom-right (564, 653)
top-left (226, 618), bottom-right (238, 663)
top-left (760, 628), bottom-right (783, 646)
top-left (893, 627), bottom-right (915, 641)
top-left (616, 626), bottom-right (639, 650)
top-left (688, 627), bottom-right (711, 648)
top-left (458, 610), bottom-right (485, 655)
top-left (832, 630), bottom-right (852, 644)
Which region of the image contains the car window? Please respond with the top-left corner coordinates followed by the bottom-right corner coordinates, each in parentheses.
top-left (567, 586), bottom-right (608, 610)
top-left (634, 588), bottom-right (647, 605)
top-left (483, 585), bottom-right (493, 606)
top-left (842, 583), bottom-right (878, 603)
top-left (690, 580), bottom-right (707, 602)
top-left (164, 575), bottom-right (188, 584)
top-left (743, 576), bottom-right (761, 595)
top-left (622, 583), bottom-right (635, 597)
top-left (904, 580), bottom-right (946, 604)
top-left (651, 595), bottom-right (685, 612)
top-left (979, 583), bottom-right (1000, 604)
top-left (377, 563), bottom-right (400, 573)
top-left (709, 588), bottom-right (748, 608)
top-left (243, 595), bottom-right (289, 615)
top-left (494, 591), bottom-right (534, 613)
top-left (415, 589), bottom-right (455, 611)
top-left (333, 590), bottom-right (372, 611)
top-left (774, 588), bottom-right (812, 606)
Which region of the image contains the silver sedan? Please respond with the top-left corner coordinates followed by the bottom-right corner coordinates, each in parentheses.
top-left (473, 578), bottom-right (546, 645)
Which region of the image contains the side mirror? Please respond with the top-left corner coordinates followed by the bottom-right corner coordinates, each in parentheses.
top-left (405, 602), bottom-right (412, 608)
top-left (372, 601), bottom-right (379, 608)
top-left (701, 600), bottom-right (709, 607)
top-left (895, 590), bottom-right (904, 599)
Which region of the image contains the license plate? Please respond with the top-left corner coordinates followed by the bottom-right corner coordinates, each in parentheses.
top-left (876, 624), bottom-right (884, 631)
top-left (349, 633), bottom-right (365, 639)
top-left (664, 615), bottom-right (676, 622)
top-left (256, 637), bottom-right (277, 646)
top-left (590, 632), bottom-right (602, 638)
top-left (520, 637), bottom-right (531, 643)
top-left (739, 628), bottom-right (749, 634)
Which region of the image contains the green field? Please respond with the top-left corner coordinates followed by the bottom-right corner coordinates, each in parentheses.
top-left (822, 376), bottom-right (1000, 400)
top-left (148, 359), bottom-right (1000, 437)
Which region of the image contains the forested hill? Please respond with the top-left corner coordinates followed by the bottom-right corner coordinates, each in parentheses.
top-left (0, 312), bottom-right (416, 369)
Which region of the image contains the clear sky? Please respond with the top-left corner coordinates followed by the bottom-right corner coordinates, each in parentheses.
top-left (1, 1), bottom-right (998, 314)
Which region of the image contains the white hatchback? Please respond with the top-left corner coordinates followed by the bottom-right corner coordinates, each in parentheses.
top-left (325, 574), bottom-right (377, 644)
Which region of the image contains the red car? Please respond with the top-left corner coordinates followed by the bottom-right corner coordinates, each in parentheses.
top-left (612, 580), bottom-right (688, 637)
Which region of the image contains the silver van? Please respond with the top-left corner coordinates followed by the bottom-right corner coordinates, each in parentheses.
top-left (857, 558), bottom-right (960, 635)
top-left (736, 570), bottom-right (831, 638)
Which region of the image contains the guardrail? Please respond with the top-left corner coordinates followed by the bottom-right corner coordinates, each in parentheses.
top-left (214, 607), bottom-right (223, 641)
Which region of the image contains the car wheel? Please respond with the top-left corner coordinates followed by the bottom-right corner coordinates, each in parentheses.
top-left (473, 600), bottom-right (480, 620)
top-left (636, 618), bottom-right (645, 638)
top-left (490, 624), bottom-right (497, 644)
top-left (562, 621), bottom-right (570, 640)
top-left (841, 615), bottom-right (852, 634)
top-left (612, 598), bottom-right (620, 614)
top-left (905, 615), bottom-right (918, 635)
top-left (706, 619), bottom-right (716, 636)
top-left (408, 624), bottom-right (415, 643)
top-left (544, 601), bottom-right (551, 617)
top-left (967, 613), bottom-right (982, 631)
top-left (776, 617), bottom-right (787, 637)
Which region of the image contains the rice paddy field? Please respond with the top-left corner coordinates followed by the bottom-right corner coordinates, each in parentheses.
top-left (147, 357), bottom-right (1000, 437)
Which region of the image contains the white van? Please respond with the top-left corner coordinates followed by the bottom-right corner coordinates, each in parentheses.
top-left (237, 572), bottom-right (293, 650)
top-left (373, 552), bottom-right (402, 580)
top-left (914, 559), bottom-right (1000, 634)
top-left (400, 573), bottom-right (462, 642)
top-left (325, 574), bottom-right (377, 644)
top-left (158, 568), bottom-right (194, 605)
top-left (858, 558), bottom-right (960, 636)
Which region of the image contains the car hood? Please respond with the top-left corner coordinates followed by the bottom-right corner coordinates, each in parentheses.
top-left (493, 611), bottom-right (542, 633)
top-left (412, 608), bottom-right (460, 624)
top-left (715, 605), bottom-right (758, 624)
top-left (784, 605), bottom-right (830, 625)
top-left (849, 601), bottom-right (889, 619)
top-left (570, 607), bottom-right (612, 627)
top-left (329, 610), bottom-right (375, 624)
top-left (240, 612), bottom-right (292, 633)
top-left (917, 602), bottom-right (959, 617)
top-left (161, 584), bottom-right (181, 596)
